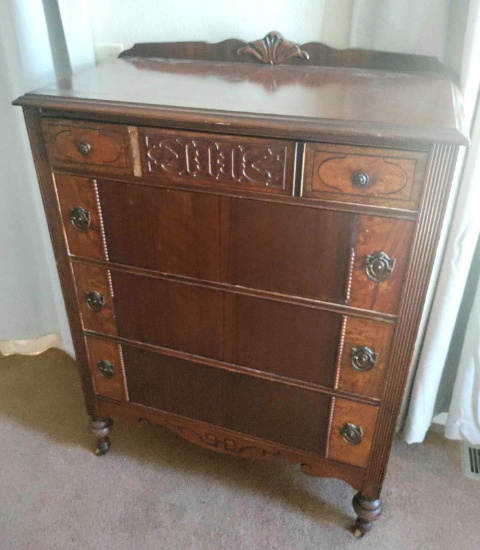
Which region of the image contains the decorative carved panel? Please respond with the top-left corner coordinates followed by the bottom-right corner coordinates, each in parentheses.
top-left (237, 31), bottom-right (309, 65)
top-left (139, 128), bottom-right (295, 195)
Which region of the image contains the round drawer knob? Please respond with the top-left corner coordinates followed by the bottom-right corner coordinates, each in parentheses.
top-left (69, 205), bottom-right (91, 232)
top-left (340, 422), bottom-right (364, 446)
top-left (77, 141), bottom-right (91, 156)
top-left (97, 360), bottom-right (115, 380)
top-left (352, 171), bottom-right (370, 188)
top-left (85, 290), bottom-right (105, 312)
top-left (365, 251), bottom-right (395, 283)
top-left (351, 346), bottom-right (378, 371)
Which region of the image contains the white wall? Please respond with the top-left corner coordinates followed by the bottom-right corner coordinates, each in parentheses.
top-left (86, 0), bottom-right (354, 51)
top-left (0, 0), bottom-right (94, 355)
top-left (0, 0), bottom-right (66, 347)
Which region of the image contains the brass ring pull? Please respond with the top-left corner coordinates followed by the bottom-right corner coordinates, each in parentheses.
top-left (351, 346), bottom-right (378, 371)
top-left (97, 360), bottom-right (115, 380)
top-left (86, 291), bottom-right (105, 312)
top-left (340, 422), bottom-right (364, 445)
top-left (77, 141), bottom-right (91, 156)
top-left (352, 171), bottom-right (370, 188)
top-left (365, 251), bottom-right (395, 283)
top-left (69, 205), bottom-right (91, 232)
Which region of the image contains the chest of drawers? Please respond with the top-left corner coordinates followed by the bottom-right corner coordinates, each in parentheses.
top-left (14, 33), bottom-right (467, 536)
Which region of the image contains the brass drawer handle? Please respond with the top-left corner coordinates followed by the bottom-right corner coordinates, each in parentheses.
top-left (77, 141), bottom-right (91, 156)
top-left (97, 360), bottom-right (115, 379)
top-left (351, 346), bottom-right (378, 371)
top-left (340, 422), bottom-right (364, 445)
top-left (365, 251), bottom-right (395, 282)
top-left (69, 205), bottom-right (91, 232)
top-left (86, 290), bottom-right (105, 312)
top-left (352, 171), bottom-right (370, 188)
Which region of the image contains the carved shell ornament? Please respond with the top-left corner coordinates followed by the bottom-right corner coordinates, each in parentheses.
top-left (237, 31), bottom-right (310, 65)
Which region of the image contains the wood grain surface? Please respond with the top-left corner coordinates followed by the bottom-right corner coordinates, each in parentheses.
top-left (328, 398), bottom-right (379, 468)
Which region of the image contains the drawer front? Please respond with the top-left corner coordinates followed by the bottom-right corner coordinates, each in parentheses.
top-left (122, 343), bottom-right (331, 454)
top-left (328, 398), bottom-right (379, 468)
top-left (72, 262), bottom-right (394, 399)
top-left (302, 143), bottom-right (427, 210)
top-left (43, 118), bottom-right (133, 176)
top-left (109, 270), bottom-right (342, 387)
top-left (336, 317), bottom-right (394, 399)
top-left (57, 175), bottom-right (413, 315)
top-left (71, 262), bottom-right (117, 336)
top-left (85, 335), bottom-right (127, 401)
top-left (138, 127), bottom-right (296, 196)
top-left (97, 179), bottom-right (354, 303)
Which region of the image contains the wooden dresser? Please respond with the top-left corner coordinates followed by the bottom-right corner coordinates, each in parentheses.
top-left (14, 33), bottom-right (467, 536)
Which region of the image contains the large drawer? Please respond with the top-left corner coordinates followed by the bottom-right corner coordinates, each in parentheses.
top-left (87, 336), bottom-right (331, 454)
top-left (83, 335), bottom-right (380, 463)
top-left (74, 263), bottom-right (394, 398)
top-left (56, 174), bottom-right (414, 314)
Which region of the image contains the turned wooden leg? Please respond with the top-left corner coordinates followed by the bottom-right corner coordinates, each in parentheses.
top-left (89, 417), bottom-right (113, 456)
top-left (352, 492), bottom-right (382, 538)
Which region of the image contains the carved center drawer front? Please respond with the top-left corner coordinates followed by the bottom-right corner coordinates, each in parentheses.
top-left (138, 127), bottom-right (296, 195)
top-left (302, 143), bottom-right (427, 210)
top-left (42, 119), bottom-right (133, 176)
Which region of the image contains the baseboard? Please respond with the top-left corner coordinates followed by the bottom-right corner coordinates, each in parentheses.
top-left (0, 333), bottom-right (63, 356)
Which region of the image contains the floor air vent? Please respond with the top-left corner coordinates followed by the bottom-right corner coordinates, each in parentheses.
top-left (461, 443), bottom-right (480, 480)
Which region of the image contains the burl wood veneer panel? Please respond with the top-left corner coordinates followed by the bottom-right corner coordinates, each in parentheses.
top-left (349, 216), bottom-right (415, 314)
top-left (302, 143), bottom-right (427, 210)
top-left (336, 317), bottom-right (394, 399)
top-left (54, 174), bottom-right (106, 260)
top-left (71, 262), bottom-right (117, 336)
top-left (43, 118), bottom-right (133, 176)
top-left (328, 398), bottom-right (379, 468)
top-left (85, 335), bottom-right (127, 401)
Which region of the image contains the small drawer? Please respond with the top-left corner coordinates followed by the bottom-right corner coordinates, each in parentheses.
top-left (328, 398), bottom-right (379, 468)
top-left (302, 143), bottom-right (427, 210)
top-left (85, 335), bottom-right (127, 401)
top-left (138, 127), bottom-right (296, 196)
top-left (337, 317), bottom-right (394, 399)
top-left (71, 262), bottom-right (117, 336)
top-left (54, 174), bottom-right (106, 260)
top-left (42, 118), bottom-right (133, 176)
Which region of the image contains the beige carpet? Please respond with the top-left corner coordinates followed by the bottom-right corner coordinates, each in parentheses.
top-left (0, 349), bottom-right (478, 550)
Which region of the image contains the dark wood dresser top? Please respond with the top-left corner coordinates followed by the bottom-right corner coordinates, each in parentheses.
top-left (14, 38), bottom-right (468, 147)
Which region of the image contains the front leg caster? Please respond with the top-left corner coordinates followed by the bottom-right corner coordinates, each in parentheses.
top-left (352, 492), bottom-right (382, 538)
top-left (89, 417), bottom-right (113, 456)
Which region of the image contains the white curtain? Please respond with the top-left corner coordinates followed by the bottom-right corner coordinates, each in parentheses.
top-left (403, 0), bottom-right (480, 444)
top-left (350, 0), bottom-right (451, 60)
top-left (350, 0), bottom-right (480, 444)
top-left (0, 0), bottom-right (94, 356)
